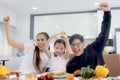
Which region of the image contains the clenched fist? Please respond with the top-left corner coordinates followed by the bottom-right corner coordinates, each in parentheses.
top-left (4, 16), bottom-right (9, 21)
top-left (3, 16), bottom-right (9, 25)
top-left (99, 3), bottom-right (110, 11)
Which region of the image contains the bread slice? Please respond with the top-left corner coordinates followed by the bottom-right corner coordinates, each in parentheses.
top-left (25, 74), bottom-right (37, 80)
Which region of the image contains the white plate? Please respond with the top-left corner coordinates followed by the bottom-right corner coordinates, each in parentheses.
top-left (47, 71), bottom-right (67, 79)
top-left (53, 75), bottom-right (66, 79)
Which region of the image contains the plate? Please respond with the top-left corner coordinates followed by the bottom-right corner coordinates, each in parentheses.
top-left (47, 71), bottom-right (67, 79)
top-left (53, 75), bottom-right (66, 79)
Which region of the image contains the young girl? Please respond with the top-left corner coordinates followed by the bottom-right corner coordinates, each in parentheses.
top-left (3, 16), bottom-right (50, 74)
top-left (45, 32), bottom-right (70, 72)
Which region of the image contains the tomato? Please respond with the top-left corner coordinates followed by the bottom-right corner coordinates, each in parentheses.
top-left (45, 74), bottom-right (54, 80)
top-left (74, 69), bottom-right (80, 75)
top-left (38, 75), bottom-right (46, 80)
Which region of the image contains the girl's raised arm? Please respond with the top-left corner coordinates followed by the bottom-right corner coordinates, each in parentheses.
top-left (62, 32), bottom-right (70, 59)
top-left (44, 32), bottom-right (61, 58)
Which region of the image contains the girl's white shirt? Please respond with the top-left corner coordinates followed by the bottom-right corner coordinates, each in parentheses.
top-left (19, 43), bottom-right (49, 74)
top-left (48, 53), bottom-right (68, 72)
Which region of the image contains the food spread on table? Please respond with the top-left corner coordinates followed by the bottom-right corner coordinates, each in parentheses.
top-left (0, 65), bottom-right (119, 80)
top-left (67, 65), bottom-right (110, 80)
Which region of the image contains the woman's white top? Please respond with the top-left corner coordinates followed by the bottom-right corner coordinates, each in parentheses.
top-left (48, 53), bottom-right (68, 72)
top-left (19, 43), bottom-right (49, 74)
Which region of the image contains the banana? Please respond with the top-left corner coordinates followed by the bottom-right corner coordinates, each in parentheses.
top-left (61, 32), bottom-right (67, 39)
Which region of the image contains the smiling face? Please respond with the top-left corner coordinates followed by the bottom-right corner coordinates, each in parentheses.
top-left (54, 43), bottom-right (66, 56)
top-left (36, 33), bottom-right (49, 51)
top-left (54, 39), bottom-right (66, 56)
top-left (71, 39), bottom-right (84, 56)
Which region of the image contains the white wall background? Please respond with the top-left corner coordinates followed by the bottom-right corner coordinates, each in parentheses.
top-left (0, 5), bottom-right (16, 26)
top-left (0, 5), bottom-right (16, 57)
top-left (15, 15), bottom-right (30, 42)
top-left (34, 13), bottom-right (98, 39)
top-left (0, 23), bottom-right (15, 57)
top-left (115, 31), bottom-right (120, 54)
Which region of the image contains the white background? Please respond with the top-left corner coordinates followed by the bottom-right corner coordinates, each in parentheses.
top-left (116, 32), bottom-right (120, 54)
top-left (34, 13), bottom-right (98, 39)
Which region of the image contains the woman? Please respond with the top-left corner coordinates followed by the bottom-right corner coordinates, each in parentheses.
top-left (4, 17), bottom-right (50, 73)
top-left (66, 2), bottom-right (111, 73)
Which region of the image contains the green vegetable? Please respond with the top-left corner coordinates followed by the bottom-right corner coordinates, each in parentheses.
top-left (81, 66), bottom-right (94, 79)
top-left (60, 71), bottom-right (66, 76)
top-left (48, 72), bottom-right (54, 76)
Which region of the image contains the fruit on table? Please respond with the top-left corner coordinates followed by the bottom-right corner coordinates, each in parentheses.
top-left (81, 66), bottom-right (94, 79)
top-left (0, 65), bottom-right (10, 76)
top-left (95, 65), bottom-right (109, 78)
top-left (74, 69), bottom-right (81, 75)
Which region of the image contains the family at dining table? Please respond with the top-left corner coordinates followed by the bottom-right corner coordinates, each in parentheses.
top-left (3, 2), bottom-right (111, 74)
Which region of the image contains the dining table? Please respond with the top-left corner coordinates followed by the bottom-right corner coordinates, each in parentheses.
top-left (0, 74), bottom-right (67, 80)
top-left (1, 77), bottom-right (120, 80)
top-left (1, 73), bottom-right (120, 80)
top-left (1, 77), bottom-right (66, 80)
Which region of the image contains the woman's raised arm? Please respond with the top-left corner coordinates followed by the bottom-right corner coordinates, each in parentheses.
top-left (4, 16), bottom-right (24, 51)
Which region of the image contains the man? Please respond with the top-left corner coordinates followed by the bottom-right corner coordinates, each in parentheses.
top-left (66, 2), bottom-right (111, 73)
